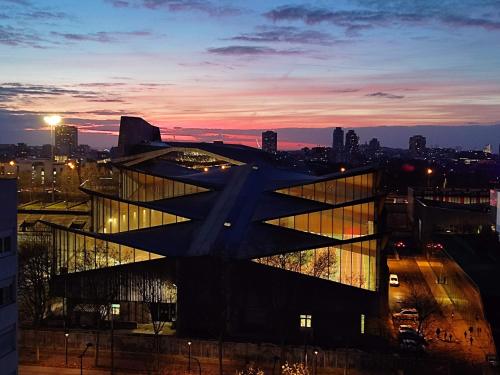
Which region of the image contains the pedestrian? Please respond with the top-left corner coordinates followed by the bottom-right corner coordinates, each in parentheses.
top-left (464, 330), bottom-right (467, 339)
top-left (469, 326), bottom-right (473, 334)
top-left (470, 336), bottom-right (473, 346)
top-left (449, 333), bottom-right (453, 342)
top-left (436, 327), bottom-right (441, 338)
top-left (451, 311), bottom-right (454, 320)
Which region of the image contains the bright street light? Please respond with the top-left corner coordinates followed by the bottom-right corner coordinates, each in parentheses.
top-left (426, 168), bottom-right (433, 175)
top-left (43, 115), bottom-right (62, 127)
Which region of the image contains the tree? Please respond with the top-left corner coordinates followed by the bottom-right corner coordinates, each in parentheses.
top-left (74, 243), bottom-right (122, 368)
top-left (18, 236), bottom-right (52, 361)
top-left (404, 284), bottom-right (440, 334)
top-left (137, 271), bottom-right (176, 371)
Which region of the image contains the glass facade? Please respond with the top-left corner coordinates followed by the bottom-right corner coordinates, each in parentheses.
top-left (53, 227), bottom-right (163, 274)
top-left (276, 172), bottom-right (375, 205)
top-left (120, 169), bottom-right (208, 202)
top-left (255, 239), bottom-right (378, 291)
top-left (92, 195), bottom-right (188, 234)
top-left (266, 202), bottom-right (375, 240)
top-left (257, 172), bottom-right (379, 291)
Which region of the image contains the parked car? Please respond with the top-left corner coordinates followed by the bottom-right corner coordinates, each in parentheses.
top-left (400, 338), bottom-right (425, 353)
top-left (393, 308), bottom-right (419, 321)
top-left (486, 354), bottom-right (498, 367)
top-left (398, 324), bottom-right (416, 334)
top-left (399, 330), bottom-right (426, 345)
top-left (389, 274), bottom-right (399, 287)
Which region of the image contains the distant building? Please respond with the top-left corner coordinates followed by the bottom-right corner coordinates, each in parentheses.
top-left (16, 143), bottom-right (29, 158)
top-left (368, 138), bottom-right (380, 154)
top-left (409, 135), bottom-right (426, 157)
top-left (332, 127), bottom-right (344, 162)
top-left (345, 129), bottom-right (359, 157)
top-left (0, 177), bottom-right (18, 374)
top-left (262, 130), bottom-right (277, 153)
top-left (55, 125), bottom-right (78, 157)
top-left (483, 144), bottom-right (492, 154)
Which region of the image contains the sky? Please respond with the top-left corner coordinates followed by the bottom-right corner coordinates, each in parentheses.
top-left (1, 0), bottom-right (500, 149)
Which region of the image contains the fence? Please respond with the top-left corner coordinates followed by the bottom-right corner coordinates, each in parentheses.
top-left (20, 329), bottom-right (401, 371)
top-left (21, 329), bottom-right (479, 374)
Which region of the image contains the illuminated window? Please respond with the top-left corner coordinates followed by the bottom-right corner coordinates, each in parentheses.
top-left (360, 314), bottom-right (365, 334)
top-left (112, 303), bottom-right (120, 316)
top-left (300, 314), bottom-right (312, 328)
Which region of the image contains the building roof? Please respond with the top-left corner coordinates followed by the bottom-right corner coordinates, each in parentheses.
top-left (70, 119), bottom-right (382, 260)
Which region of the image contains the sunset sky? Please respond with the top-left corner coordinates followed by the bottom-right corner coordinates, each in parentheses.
top-left (1, 0), bottom-right (500, 149)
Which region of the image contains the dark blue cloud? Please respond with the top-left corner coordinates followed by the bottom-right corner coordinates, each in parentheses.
top-left (228, 25), bottom-right (339, 46)
top-left (107, 0), bottom-right (241, 17)
top-left (207, 45), bottom-right (305, 56)
top-left (366, 92), bottom-right (405, 99)
top-left (264, 3), bottom-right (500, 35)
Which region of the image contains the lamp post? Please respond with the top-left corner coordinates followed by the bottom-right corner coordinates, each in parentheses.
top-left (426, 168), bottom-right (433, 188)
top-left (43, 115), bottom-right (61, 202)
top-left (187, 341), bottom-right (192, 373)
top-left (313, 350), bottom-right (318, 375)
top-left (65, 332), bottom-right (69, 366)
top-left (79, 342), bottom-right (93, 375)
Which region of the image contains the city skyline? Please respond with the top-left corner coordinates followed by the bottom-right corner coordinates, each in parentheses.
top-left (1, 0), bottom-right (500, 149)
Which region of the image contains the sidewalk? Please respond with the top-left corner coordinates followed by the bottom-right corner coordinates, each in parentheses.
top-left (416, 258), bottom-right (494, 362)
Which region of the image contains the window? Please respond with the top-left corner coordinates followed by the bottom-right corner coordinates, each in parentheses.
top-left (0, 325), bottom-right (16, 358)
top-left (360, 314), bottom-right (365, 334)
top-left (0, 236), bottom-right (12, 254)
top-left (111, 303), bottom-right (120, 316)
top-left (300, 314), bottom-right (312, 328)
top-left (0, 280), bottom-right (15, 306)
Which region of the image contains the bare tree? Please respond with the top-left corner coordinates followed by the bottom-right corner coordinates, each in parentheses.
top-left (18, 236), bottom-right (52, 361)
top-left (137, 271), bottom-right (176, 371)
top-left (404, 284), bottom-right (441, 334)
top-left (74, 243), bottom-right (122, 367)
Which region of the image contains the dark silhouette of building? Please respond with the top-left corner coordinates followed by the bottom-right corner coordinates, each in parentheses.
top-left (409, 135), bottom-right (426, 157)
top-left (55, 125), bottom-right (78, 157)
top-left (117, 116), bottom-right (162, 156)
top-left (368, 138), bottom-right (380, 152)
top-left (345, 129), bottom-right (359, 159)
top-left (262, 130), bottom-right (277, 153)
top-left (332, 127), bottom-right (344, 162)
top-left (0, 177), bottom-right (18, 373)
top-left (37, 117), bottom-right (384, 347)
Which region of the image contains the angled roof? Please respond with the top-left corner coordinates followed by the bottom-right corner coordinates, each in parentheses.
top-left (79, 131), bottom-right (381, 260)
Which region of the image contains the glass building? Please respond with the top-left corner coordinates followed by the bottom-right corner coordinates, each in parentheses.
top-left (38, 117), bottom-right (384, 345)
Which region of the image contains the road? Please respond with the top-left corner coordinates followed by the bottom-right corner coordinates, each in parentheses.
top-left (387, 256), bottom-right (495, 365)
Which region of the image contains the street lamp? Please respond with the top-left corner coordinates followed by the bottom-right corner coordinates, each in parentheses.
top-left (313, 350), bottom-right (318, 375)
top-left (187, 341), bottom-right (192, 372)
top-left (65, 332), bottom-right (69, 366)
top-left (43, 114), bottom-right (62, 202)
top-left (79, 342), bottom-right (93, 375)
top-left (426, 168), bottom-right (433, 188)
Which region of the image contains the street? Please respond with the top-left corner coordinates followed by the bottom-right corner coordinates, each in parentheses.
top-left (387, 255), bottom-right (495, 365)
